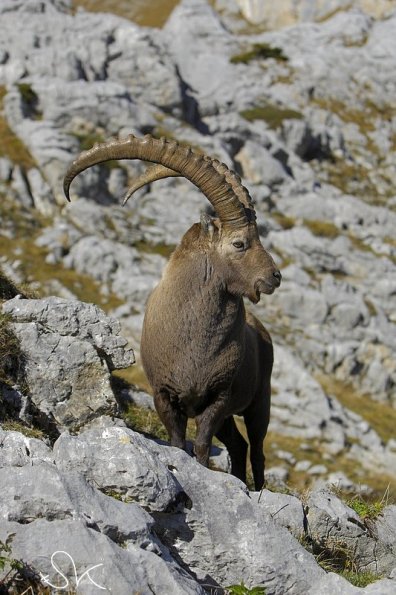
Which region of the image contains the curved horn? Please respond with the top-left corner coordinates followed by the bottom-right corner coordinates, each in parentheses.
top-left (64, 134), bottom-right (252, 228)
top-left (122, 164), bottom-right (181, 206)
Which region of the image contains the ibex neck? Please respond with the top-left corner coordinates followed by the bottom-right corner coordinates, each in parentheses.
top-left (160, 250), bottom-right (245, 332)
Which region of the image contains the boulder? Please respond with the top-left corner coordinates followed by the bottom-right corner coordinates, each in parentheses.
top-left (2, 297), bottom-right (134, 431)
top-left (53, 426), bottom-right (188, 513)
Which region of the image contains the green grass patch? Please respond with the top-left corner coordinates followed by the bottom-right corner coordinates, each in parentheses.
top-left (240, 103), bottom-right (303, 129)
top-left (0, 234), bottom-right (123, 311)
top-left (339, 570), bottom-right (379, 587)
top-left (121, 402), bottom-right (169, 441)
top-left (345, 493), bottom-right (386, 520)
top-left (226, 583), bottom-right (266, 595)
top-left (231, 42), bottom-right (287, 64)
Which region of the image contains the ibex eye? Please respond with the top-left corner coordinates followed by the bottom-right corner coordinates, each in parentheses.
top-left (233, 241), bottom-right (245, 249)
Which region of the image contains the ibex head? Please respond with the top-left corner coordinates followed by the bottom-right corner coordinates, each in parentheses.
top-left (63, 134), bottom-right (281, 303)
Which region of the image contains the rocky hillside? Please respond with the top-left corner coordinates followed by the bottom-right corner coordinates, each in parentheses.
top-left (0, 0), bottom-right (395, 592)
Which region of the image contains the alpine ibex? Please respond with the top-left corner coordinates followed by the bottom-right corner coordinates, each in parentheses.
top-left (64, 134), bottom-right (281, 490)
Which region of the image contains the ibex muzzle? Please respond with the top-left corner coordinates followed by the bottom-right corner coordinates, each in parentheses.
top-left (64, 134), bottom-right (281, 490)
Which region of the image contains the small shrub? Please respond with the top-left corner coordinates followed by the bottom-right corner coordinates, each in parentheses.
top-left (339, 570), bottom-right (379, 588)
top-left (226, 582), bottom-right (266, 595)
top-left (346, 493), bottom-right (386, 520)
top-left (0, 313), bottom-right (23, 386)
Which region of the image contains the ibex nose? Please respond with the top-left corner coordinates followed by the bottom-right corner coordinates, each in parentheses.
top-left (273, 270), bottom-right (282, 287)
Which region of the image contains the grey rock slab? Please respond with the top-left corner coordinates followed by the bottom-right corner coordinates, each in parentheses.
top-left (250, 489), bottom-right (306, 538)
top-left (2, 297), bottom-right (134, 430)
top-left (0, 461), bottom-right (158, 550)
top-left (0, 429), bottom-right (53, 468)
top-left (163, 0), bottom-right (240, 116)
top-left (0, 518), bottom-right (203, 595)
top-left (234, 140), bottom-right (290, 187)
top-left (10, 321), bottom-right (116, 429)
top-left (145, 441), bottom-right (326, 593)
top-left (63, 235), bottom-right (164, 306)
top-left (53, 427), bottom-right (187, 513)
top-left (277, 284), bottom-right (329, 325)
top-left (3, 296), bottom-right (134, 370)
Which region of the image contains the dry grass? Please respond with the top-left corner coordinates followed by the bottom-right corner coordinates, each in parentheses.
top-left (240, 103), bottom-right (303, 129)
top-left (0, 234), bottom-right (123, 313)
top-left (317, 375), bottom-right (396, 444)
top-left (73, 0), bottom-right (179, 27)
top-left (0, 86), bottom-right (36, 169)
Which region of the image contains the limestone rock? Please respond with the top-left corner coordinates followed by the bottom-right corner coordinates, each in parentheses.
top-left (53, 427), bottom-right (188, 513)
top-left (2, 297), bottom-right (134, 431)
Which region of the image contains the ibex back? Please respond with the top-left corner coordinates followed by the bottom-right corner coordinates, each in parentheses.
top-left (64, 134), bottom-right (281, 490)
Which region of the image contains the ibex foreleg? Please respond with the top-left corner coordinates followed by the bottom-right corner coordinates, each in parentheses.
top-left (154, 391), bottom-right (187, 450)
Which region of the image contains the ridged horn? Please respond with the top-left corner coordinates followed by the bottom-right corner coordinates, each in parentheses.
top-left (122, 164), bottom-right (180, 206)
top-left (64, 134), bottom-right (251, 228)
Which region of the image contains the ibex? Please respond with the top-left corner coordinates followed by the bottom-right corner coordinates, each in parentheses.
top-left (64, 134), bottom-right (281, 490)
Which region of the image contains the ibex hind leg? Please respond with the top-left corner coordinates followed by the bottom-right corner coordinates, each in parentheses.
top-left (216, 416), bottom-right (248, 485)
top-left (243, 385), bottom-right (271, 491)
top-left (154, 390), bottom-right (187, 450)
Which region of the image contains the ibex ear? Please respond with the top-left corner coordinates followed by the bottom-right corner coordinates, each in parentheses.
top-left (200, 213), bottom-right (221, 242)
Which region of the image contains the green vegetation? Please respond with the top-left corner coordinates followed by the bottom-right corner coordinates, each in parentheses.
top-left (0, 269), bottom-right (24, 301)
top-left (121, 402), bottom-right (169, 441)
top-left (240, 103), bottom-right (303, 129)
top-left (339, 570), bottom-right (380, 587)
top-left (231, 43), bottom-right (287, 65)
top-left (346, 493), bottom-right (387, 520)
top-left (226, 583), bottom-right (266, 595)
top-left (100, 487), bottom-right (136, 504)
top-left (0, 312), bottom-right (22, 386)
